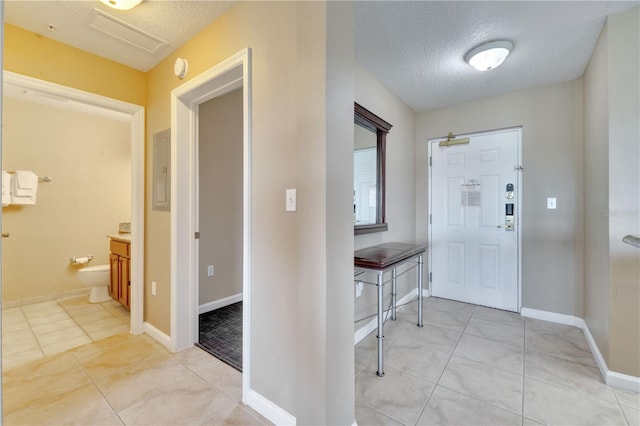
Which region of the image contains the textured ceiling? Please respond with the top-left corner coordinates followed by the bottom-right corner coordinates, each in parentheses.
top-left (4, 0), bottom-right (235, 72)
top-left (356, 1), bottom-right (639, 111)
top-left (4, 1), bottom-right (639, 111)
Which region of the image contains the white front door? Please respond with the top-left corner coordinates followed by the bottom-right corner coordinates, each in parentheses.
top-left (429, 128), bottom-right (521, 312)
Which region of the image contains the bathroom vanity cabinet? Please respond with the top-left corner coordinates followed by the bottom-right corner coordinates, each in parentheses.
top-left (109, 237), bottom-right (130, 310)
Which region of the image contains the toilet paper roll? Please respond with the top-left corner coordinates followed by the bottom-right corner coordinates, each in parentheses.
top-left (72, 257), bottom-right (90, 265)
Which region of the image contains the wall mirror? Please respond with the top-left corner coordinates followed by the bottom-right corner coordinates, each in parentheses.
top-left (354, 103), bottom-right (392, 235)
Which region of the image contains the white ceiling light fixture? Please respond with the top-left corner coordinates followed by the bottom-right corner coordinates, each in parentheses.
top-left (99, 0), bottom-right (142, 11)
top-left (465, 40), bottom-right (514, 71)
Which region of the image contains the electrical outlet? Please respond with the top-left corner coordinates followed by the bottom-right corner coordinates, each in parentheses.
top-left (207, 265), bottom-right (214, 277)
top-left (547, 197), bottom-right (557, 210)
top-left (151, 281), bottom-right (157, 296)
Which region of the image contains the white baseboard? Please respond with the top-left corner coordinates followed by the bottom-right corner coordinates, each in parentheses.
top-left (520, 307), bottom-right (583, 328)
top-left (2, 288), bottom-right (90, 309)
top-left (580, 320), bottom-right (609, 382)
top-left (520, 307), bottom-right (639, 393)
top-left (354, 288), bottom-right (428, 345)
top-left (143, 321), bottom-right (173, 352)
top-left (607, 370), bottom-right (640, 393)
top-left (245, 388), bottom-right (296, 425)
top-left (198, 293), bottom-right (243, 315)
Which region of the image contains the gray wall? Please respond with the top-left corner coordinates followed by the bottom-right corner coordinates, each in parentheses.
top-left (416, 79), bottom-right (585, 316)
top-left (354, 62), bottom-right (418, 327)
top-left (583, 18), bottom-right (611, 364)
top-left (607, 6), bottom-right (640, 377)
top-left (198, 88), bottom-right (243, 306)
top-left (294, 2), bottom-right (356, 424)
top-left (584, 7), bottom-right (640, 377)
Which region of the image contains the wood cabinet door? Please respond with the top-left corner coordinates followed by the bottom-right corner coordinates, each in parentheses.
top-left (119, 256), bottom-right (130, 309)
top-left (109, 254), bottom-right (119, 300)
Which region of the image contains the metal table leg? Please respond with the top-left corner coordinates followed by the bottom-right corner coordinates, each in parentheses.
top-left (391, 268), bottom-right (397, 321)
top-left (417, 254), bottom-right (424, 327)
top-left (376, 271), bottom-right (385, 377)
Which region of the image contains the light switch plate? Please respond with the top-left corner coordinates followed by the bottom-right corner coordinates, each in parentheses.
top-left (547, 197), bottom-right (557, 209)
top-left (286, 189), bottom-right (296, 211)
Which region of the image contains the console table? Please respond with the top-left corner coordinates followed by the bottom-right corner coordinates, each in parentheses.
top-left (354, 242), bottom-right (427, 376)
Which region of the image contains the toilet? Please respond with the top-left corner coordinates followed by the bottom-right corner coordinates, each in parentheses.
top-left (77, 264), bottom-right (111, 303)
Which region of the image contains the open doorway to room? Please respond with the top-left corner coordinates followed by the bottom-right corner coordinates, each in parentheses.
top-left (171, 48), bottom-right (251, 399)
top-left (195, 88), bottom-right (244, 371)
top-left (1, 72), bottom-right (145, 370)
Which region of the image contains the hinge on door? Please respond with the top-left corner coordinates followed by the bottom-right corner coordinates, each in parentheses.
top-left (429, 214), bottom-right (432, 224)
top-left (429, 272), bottom-right (432, 282)
top-left (194, 232), bottom-right (200, 239)
top-left (514, 165), bottom-right (523, 171)
top-left (429, 156), bottom-right (432, 167)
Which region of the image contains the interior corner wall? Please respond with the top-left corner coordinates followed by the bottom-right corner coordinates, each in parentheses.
top-left (606, 6), bottom-right (640, 377)
top-left (197, 88), bottom-right (243, 306)
top-left (583, 19), bottom-right (610, 365)
top-left (353, 62), bottom-right (418, 323)
top-left (416, 79), bottom-right (585, 316)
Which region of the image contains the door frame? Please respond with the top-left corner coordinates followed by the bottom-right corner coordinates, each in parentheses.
top-left (2, 70), bottom-right (146, 333)
top-left (170, 49), bottom-right (251, 399)
top-left (427, 126), bottom-right (523, 312)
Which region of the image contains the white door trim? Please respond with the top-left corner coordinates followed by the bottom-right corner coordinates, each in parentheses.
top-left (427, 126), bottom-right (523, 312)
top-left (170, 48), bottom-right (252, 402)
top-left (2, 70), bottom-right (146, 333)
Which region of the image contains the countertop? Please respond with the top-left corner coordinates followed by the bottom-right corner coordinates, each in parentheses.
top-left (354, 242), bottom-right (427, 270)
top-left (107, 234), bottom-right (131, 243)
top-left (623, 235), bottom-right (640, 248)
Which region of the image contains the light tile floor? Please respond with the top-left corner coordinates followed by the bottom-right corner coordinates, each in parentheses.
top-left (356, 297), bottom-right (640, 426)
top-left (2, 332), bottom-right (267, 425)
top-left (2, 295), bottom-right (130, 370)
top-left (3, 295), bottom-right (638, 425)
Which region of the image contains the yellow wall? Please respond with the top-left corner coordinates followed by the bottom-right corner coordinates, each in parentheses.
top-left (3, 24), bottom-right (146, 106)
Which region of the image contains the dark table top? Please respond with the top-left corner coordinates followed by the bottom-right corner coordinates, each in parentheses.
top-left (354, 242), bottom-right (427, 270)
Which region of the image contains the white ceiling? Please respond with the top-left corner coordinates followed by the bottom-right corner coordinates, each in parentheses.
top-left (356, 1), bottom-right (639, 111)
top-left (4, 1), bottom-right (639, 111)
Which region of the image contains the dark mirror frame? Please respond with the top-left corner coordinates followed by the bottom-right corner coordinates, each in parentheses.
top-left (354, 102), bottom-right (392, 235)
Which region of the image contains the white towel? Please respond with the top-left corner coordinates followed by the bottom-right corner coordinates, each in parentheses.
top-left (2, 171), bottom-right (12, 207)
top-left (14, 170), bottom-right (38, 195)
top-left (11, 170), bottom-right (37, 205)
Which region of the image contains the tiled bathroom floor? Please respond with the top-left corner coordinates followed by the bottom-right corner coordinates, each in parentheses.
top-left (355, 297), bottom-right (640, 426)
top-left (2, 295), bottom-right (130, 370)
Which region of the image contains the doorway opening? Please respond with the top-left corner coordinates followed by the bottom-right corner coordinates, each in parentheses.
top-left (428, 127), bottom-right (522, 312)
top-left (171, 48), bottom-right (251, 399)
top-left (1, 71), bottom-right (146, 335)
top-left (195, 88), bottom-right (244, 371)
